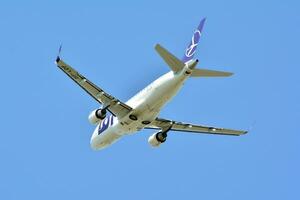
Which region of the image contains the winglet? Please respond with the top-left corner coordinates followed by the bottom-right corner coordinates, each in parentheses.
top-left (56, 44), bottom-right (63, 63)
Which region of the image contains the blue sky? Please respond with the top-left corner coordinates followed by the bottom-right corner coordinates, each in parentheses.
top-left (0, 0), bottom-right (299, 199)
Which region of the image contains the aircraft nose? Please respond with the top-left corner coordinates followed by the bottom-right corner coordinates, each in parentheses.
top-left (90, 137), bottom-right (102, 151)
top-left (90, 141), bottom-right (98, 150)
top-left (90, 127), bottom-right (100, 150)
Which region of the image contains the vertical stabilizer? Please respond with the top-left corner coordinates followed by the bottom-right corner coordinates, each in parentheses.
top-left (182, 18), bottom-right (206, 63)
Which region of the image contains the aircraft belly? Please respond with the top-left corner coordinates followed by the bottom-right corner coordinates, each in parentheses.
top-left (126, 76), bottom-right (184, 125)
top-left (143, 80), bottom-right (183, 112)
top-left (90, 72), bottom-right (187, 151)
top-left (90, 74), bottom-right (187, 151)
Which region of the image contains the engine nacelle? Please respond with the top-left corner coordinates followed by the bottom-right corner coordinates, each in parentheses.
top-left (148, 131), bottom-right (167, 147)
top-left (88, 109), bottom-right (107, 125)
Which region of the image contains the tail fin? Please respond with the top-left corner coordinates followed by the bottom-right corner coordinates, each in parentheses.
top-left (182, 18), bottom-right (206, 63)
top-left (155, 18), bottom-right (233, 78)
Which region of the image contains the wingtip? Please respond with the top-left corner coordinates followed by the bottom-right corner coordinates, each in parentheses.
top-left (239, 128), bottom-right (249, 135)
top-left (154, 43), bottom-right (160, 50)
top-left (56, 44), bottom-right (63, 64)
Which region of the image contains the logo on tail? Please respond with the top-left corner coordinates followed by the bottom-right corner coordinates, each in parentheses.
top-left (182, 18), bottom-right (206, 63)
top-left (185, 30), bottom-right (201, 58)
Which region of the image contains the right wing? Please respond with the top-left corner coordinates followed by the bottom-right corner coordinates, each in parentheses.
top-left (145, 118), bottom-right (247, 136)
top-left (55, 56), bottom-right (132, 118)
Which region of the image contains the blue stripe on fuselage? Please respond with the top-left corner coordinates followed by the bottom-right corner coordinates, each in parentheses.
top-left (98, 115), bottom-right (114, 135)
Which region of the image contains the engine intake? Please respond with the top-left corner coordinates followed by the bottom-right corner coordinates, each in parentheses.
top-left (88, 109), bottom-right (107, 125)
top-left (148, 131), bottom-right (168, 147)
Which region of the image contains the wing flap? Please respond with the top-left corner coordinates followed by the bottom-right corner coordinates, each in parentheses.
top-left (56, 57), bottom-right (132, 118)
top-left (146, 118), bottom-right (247, 136)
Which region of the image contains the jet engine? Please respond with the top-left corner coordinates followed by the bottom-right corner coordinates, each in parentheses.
top-left (148, 131), bottom-right (168, 147)
top-left (88, 108), bottom-right (107, 125)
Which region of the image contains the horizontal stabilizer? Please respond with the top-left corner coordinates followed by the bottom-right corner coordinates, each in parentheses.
top-left (155, 44), bottom-right (185, 72)
top-left (191, 68), bottom-right (233, 77)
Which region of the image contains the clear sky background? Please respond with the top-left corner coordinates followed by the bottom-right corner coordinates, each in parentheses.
top-left (0, 0), bottom-right (299, 199)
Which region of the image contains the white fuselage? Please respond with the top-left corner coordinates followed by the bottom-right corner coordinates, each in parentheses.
top-left (90, 64), bottom-right (193, 150)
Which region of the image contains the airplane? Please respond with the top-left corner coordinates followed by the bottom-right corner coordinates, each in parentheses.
top-left (55, 18), bottom-right (247, 150)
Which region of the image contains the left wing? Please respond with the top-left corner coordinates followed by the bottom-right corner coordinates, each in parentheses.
top-left (55, 56), bottom-right (132, 118)
top-left (145, 118), bottom-right (247, 136)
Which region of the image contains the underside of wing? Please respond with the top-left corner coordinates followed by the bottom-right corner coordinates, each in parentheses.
top-left (55, 57), bottom-right (132, 118)
top-left (145, 118), bottom-right (247, 136)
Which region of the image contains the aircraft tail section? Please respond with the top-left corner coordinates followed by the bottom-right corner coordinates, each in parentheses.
top-left (182, 18), bottom-right (206, 63)
top-left (154, 18), bottom-right (206, 73)
top-left (155, 18), bottom-right (233, 78)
